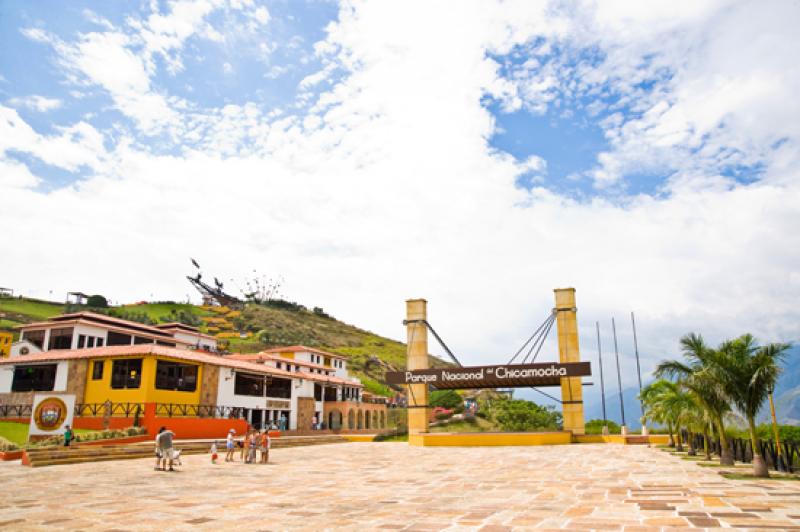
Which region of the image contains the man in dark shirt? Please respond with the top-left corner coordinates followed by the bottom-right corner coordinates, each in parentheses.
top-left (156, 426), bottom-right (176, 472)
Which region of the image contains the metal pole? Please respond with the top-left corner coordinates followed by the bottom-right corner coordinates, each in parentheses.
top-left (631, 312), bottom-right (645, 433)
top-left (595, 322), bottom-right (608, 431)
top-left (612, 317), bottom-right (626, 429)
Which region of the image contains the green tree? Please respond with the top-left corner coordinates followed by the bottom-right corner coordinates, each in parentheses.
top-left (710, 335), bottom-right (790, 477)
top-left (656, 333), bottom-right (734, 465)
top-left (491, 398), bottom-right (562, 432)
top-left (87, 294), bottom-right (108, 308)
top-left (430, 390), bottom-right (463, 411)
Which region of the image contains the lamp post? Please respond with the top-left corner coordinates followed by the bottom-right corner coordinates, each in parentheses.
top-left (768, 384), bottom-right (784, 471)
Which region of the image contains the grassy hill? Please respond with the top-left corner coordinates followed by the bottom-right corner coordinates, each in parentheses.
top-left (0, 296), bottom-right (449, 397)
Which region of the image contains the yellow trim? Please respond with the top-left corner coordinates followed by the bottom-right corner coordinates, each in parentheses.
top-left (409, 431), bottom-right (572, 447)
top-left (279, 352), bottom-right (295, 360)
top-left (83, 354), bottom-right (203, 405)
top-left (0, 332), bottom-right (12, 358)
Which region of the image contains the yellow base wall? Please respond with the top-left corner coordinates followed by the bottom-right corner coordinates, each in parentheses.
top-left (342, 434), bottom-right (377, 442)
top-left (573, 434), bottom-right (671, 445)
top-left (408, 431), bottom-right (573, 447)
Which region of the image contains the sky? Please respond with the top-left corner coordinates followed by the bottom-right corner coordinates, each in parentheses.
top-left (1, 0), bottom-right (799, 409)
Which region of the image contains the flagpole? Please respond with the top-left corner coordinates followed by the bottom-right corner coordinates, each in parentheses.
top-left (631, 311), bottom-right (646, 436)
top-left (596, 321), bottom-right (608, 435)
top-left (612, 317), bottom-right (626, 435)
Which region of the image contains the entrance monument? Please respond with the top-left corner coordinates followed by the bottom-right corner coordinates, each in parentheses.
top-left (392, 288), bottom-right (589, 444)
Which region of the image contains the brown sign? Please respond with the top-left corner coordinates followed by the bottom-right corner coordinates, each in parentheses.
top-left (385, 362), bottom-right (591, 389)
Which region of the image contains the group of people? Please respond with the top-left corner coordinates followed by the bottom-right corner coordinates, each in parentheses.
top-left (224, 428), bottom-right (271, 464)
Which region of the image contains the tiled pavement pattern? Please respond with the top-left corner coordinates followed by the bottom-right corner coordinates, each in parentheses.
top-left (0, 443), bottom-right (799, 531)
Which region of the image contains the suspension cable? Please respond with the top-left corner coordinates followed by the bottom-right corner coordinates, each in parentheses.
top-left (507, 311), bottom-right (556, 364)
top-left (521, 312), bottom-right (556, 365)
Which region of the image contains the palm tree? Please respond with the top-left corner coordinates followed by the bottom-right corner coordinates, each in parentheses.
top-left (656, 333), bottom-right (734, 465)
top-left (710, 335), bottom-right (790, 477)
top-left (640, 380), bottom-right (682, 449)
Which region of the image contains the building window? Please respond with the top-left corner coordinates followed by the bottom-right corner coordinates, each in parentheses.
top-left (110, 359), bottom-right (142, 389)
top-left (78, 335), bottom-right (86, 349)
top-left (87, 337), bottom-right (95, 348)
top-left (155, 361), bottom-right (198, 392)
top-left (267, 377), bottom-right (291, 399)
top-left (92, 360), bottom-right (104, 380)
top-left (107, 332), bottom-right (132, 346)
top-left (11, 364), bottom-right (57, 392)
top-left (156, 340), bottom-right (176, 347)
top-left (21, 330), bottom-right (46, 349)
top-left (314, 383), bottom-right (322, 401)
top-left (48, 328), bottom-right (74, 350)
top-left (235, 372), bottom-right (266, 397)
top-left (96, 337), bottom-right (104, 347)
top-left (133, 336), bottom-right (152, 345)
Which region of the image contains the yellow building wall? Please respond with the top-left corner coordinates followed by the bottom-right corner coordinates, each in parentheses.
top-left (0, 332), bottom-right (12, 358)
top-left (279, 352), bottom-right (295, 359)
top-left (83, 355), bottom-right (204, 405)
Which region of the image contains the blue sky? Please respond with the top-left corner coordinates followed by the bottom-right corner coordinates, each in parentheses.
top-left (1, 0), bottom-right (798, 382)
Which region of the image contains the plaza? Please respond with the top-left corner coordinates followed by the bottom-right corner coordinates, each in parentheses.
top-left (1, 443), bottom-right (799, 530)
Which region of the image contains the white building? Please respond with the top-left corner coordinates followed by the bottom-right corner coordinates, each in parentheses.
top-left (11, 311), bottom-right (218, 357)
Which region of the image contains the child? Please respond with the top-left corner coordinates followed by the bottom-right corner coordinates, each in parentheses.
top-left (225, 429), bottom-right (235, 462)
top-left (260, 430), bottom-right (270, 464)
top-left (241, 430), bottom-right (250, 462)
top-left (210, 441), bottom-right (218, 464)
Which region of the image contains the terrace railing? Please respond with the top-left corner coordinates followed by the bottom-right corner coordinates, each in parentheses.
top-left (0, 404), bottom-right (32, 417)
top-left (154, 403), bottom-right (246, 419)
top-left (74, 402), bottom-right (145, 417)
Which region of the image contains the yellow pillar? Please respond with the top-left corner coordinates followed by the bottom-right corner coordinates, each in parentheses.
top-left (406, 298), bottom-right (429, 434)
top-left (554, 288), bottom-right (585, 435)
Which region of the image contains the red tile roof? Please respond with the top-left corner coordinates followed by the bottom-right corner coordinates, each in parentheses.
top-left (260, 345), bottom-right (348, 360)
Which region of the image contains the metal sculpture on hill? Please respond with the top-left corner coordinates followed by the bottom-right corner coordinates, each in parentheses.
top-left (187, 258), bottom-right (244, 308)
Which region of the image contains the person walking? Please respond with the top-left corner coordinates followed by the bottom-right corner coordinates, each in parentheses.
top-left (154, 426), bottom-right (165, 471)
top-left (225, 429), bottom-right (236, 462)
top-left (158, 426), bottom-right (176, 472)
top-left (63, 424), bottom-right (73, 447)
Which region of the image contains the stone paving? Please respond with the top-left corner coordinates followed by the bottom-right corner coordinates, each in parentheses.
top-left (0, 443), bottom-right (799, 531)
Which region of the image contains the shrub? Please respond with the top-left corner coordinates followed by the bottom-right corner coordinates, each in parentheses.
top-left (435, 412), bottom-right (452, 421)
top-left (0, 436), bottom-right (19, 451)
top-left (491, 398), bottom-right (562, 432)
top-left (585, 419), bottom-right (622, 435)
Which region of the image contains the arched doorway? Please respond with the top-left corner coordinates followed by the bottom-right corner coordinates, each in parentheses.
top-left (357, 410), bottom-right (364, 429)
top-left (328, 410), bottom-right (342, 430)
top-left (379, 411), bottom-right (385, 428)
top-left (348, 409), bottom-right (355, 429)
top-left (365, 410), bottom-right (371, 429)
top-left (372, 411), bottom-right (378, 428)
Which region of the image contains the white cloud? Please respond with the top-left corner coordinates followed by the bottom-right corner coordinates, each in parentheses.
top-left (8, 95), bottom-right (62, 112)
top-left (2, 0), bottom-right (799, 385)
top-left (0, 106), bottom-right (107, 172)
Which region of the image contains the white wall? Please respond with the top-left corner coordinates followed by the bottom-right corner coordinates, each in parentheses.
top-left (0, 365), bottom-right (14, 392)
top-left (173, 331), bottom-right (217, 350)
top-left (10, 340), bottom-right (42, 358)
top-left (53, 361), bottom-right (69, 391)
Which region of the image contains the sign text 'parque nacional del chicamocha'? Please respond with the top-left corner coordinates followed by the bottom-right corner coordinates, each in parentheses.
top-left (385, 362), bottom-right (591, 390)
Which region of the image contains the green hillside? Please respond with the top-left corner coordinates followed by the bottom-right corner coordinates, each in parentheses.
top-left (0, 296), bottom-right (449, 397)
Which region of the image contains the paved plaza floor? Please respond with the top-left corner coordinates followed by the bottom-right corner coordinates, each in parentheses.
top-left (1, 442), bottom-right (799, 531)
